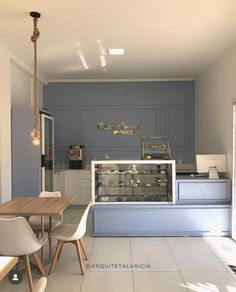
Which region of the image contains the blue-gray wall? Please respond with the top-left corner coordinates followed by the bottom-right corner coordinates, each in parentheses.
top-left (43, 81), bottom-right (195, 164)
top-left (11, 108), bottom-right (41, 197)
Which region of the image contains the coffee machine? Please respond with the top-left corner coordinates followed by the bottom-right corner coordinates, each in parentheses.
top-left (69, 145), bottom-right (86, 169)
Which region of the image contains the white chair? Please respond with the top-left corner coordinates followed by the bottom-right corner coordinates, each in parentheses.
top-left (26, 277), bottom-right (47, 292)
top-left (29, 191), bottom-right (63, 252)
top-left (0, 217), bottom-right (46, 292)
top-left (29, 191), bottom-right (63, 230)
top-left (49, 200), bottom-right (94, 275)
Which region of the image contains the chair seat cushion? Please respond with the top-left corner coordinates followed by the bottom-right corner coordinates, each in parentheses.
top-left (29, 216), bottom-right (62, 231)
top-left (51, 224), bottom-right (79, 241)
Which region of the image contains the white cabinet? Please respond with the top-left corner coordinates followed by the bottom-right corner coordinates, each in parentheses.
top-left (78, 170), bottom-right (91, 204)
top-left (54, 169), bottom-right (91, 205)
top-left (54, 171), bottom-right (65, 195)
top-left (64, 170), bottom-right (80, 204)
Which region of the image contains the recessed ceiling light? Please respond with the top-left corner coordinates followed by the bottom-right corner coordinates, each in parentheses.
top-left (108, 48), bottom-right (124, 55)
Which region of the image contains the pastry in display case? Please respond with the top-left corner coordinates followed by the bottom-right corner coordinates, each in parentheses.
top-left (141, 137), bottom-right (171, 160)
top-left (92, 160), bottom-right (176, 204)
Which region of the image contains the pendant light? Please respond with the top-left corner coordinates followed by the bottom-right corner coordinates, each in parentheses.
top-left (30, 11), bottom-right (41, 146)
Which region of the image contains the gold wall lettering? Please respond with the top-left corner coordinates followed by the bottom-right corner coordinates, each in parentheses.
top-left (97, 121), bottom-right (141, 135)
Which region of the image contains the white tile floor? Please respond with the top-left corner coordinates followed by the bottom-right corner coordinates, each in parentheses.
top-left (1, 207), bottom-right (236, 291)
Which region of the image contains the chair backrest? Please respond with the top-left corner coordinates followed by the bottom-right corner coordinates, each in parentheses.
top-left (0, 217), bottom-right (43, 256)
top-left (25, 277), bottom-right (47, 292)
top-left (73, 200), bottom-right (94, 240)
top-left (39, 191), bottom-right (63, 222)
top-left (39, 191), bottom-right (61, 198)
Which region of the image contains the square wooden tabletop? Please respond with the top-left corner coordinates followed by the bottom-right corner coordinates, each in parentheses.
top-left (0, 197), bottom-right (73, 216)
top-left (0, 256), bottom-right (18, 281)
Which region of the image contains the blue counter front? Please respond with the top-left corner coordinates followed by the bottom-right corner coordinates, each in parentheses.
top-left (93, 204), bottom-right (231, 236)
top-left (93, 177), bottom-right (231, 236)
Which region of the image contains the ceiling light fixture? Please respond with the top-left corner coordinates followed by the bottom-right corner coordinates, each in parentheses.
top-left (108, 48), bottom-right (124, 55)
top-left (30, 11), bottom-right (41, 146)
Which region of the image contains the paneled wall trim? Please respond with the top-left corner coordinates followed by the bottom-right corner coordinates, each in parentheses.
top-left (43, 81), bottom-right (195, 164)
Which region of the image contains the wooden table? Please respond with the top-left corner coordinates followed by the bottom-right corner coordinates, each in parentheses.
top-left (0, 197), bottom-right (72, 216)
top-left (0, 197), bottom-right (73, 261)
top-left (0, 256), bottom-right (18, 281)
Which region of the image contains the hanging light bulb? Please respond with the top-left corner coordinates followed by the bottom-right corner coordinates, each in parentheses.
top-left (30, 11), bottom-right (41, 146)
top-left (31, 128), bottom-right (40, 146)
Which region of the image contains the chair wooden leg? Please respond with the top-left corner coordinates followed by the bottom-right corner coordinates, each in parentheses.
top-left (79, 237), bottom-right (89, 260)
top-left (57, 242), bottom-right (64, 261)
top-left (49, 240), bottom-right (63, 275)
top-left (23, 255), bottom-right (34, 292)
top-left (48, 235), bottom-right (52, 260)
top-left (32, 252), bottom-right (46, 276)
top-left (75, 240), bottom-right (85, 275)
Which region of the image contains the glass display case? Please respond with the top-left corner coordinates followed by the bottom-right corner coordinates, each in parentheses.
top-left (91, 160), bottom-right (176, 204)
top-left (141, 137), bottom-right (171, 160)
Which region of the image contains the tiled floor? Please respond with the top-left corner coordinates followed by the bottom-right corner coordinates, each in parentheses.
top-left (1, 207), bottom-right (236, 291)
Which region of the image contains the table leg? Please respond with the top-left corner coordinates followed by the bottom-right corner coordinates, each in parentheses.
top-left (40, 215), bottom-right (45, 262)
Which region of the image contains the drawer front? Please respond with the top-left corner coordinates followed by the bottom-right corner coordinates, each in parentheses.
top-left (79, 171), bottom-right (91, 179)
top-left (177, 181), bottom-right (230, 203)
top-left (80, 187), bottom-right (91, 197)
top-left (79, 179), bottom-right (91, 188)
top-left (78, 196), bottom-right (91, 204)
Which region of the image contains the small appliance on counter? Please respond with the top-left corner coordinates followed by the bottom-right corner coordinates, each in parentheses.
top-left (69, 145), bottom-right (86, 169)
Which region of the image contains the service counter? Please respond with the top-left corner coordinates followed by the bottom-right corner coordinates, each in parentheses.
top-left (92, 162), bottom-right (231, 236)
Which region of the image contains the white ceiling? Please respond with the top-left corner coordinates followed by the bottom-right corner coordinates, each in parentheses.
top-left (1, 0), bottom-right (236, 81)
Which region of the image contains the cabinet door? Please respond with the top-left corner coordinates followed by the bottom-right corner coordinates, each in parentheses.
top-left (79, 170), bottom-right (91, 180)
top-left (64, 170), bottom-right (80, 204)
top-left (54, 172), bottom-right (65, 196)
top-left (79, 172), bottom-right (92, 205)
top-left (176, 180), bottom-right (230, 204)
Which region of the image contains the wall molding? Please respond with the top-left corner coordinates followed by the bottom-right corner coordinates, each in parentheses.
top-left (50, 106), bottom-right (73, 148)
top-left (77, 105), bottom-right (158, 149)
top-left (45, 82), bottom-right (195, 163)
top-left (165, 104), bottom-right (192, 151)
top-left (48, 78), bottom-right (195, 83)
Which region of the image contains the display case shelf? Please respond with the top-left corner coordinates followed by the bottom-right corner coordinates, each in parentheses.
top-left (98, 185), bottom-right (168, 187)
top-left (96, 172), bottom-right (168, 175)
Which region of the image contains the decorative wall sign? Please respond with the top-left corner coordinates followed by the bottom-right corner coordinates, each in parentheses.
top-left (97, 121), bottom-right (141, 135)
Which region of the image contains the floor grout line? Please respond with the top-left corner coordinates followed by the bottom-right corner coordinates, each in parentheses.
top-left (165, 237), bottom-right (191, 292)
top-left (201, 238), bottom-right (231, 273)
top-left (130, 237), bottom-right (136, 292)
